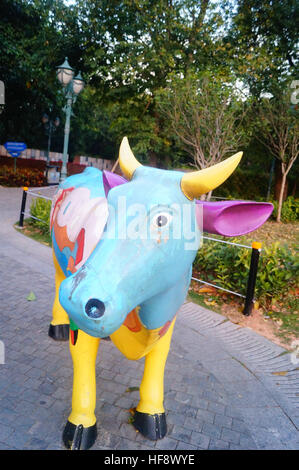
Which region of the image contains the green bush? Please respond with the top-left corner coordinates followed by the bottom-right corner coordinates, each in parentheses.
top-left (193, 239), bottom-right (298, 305)
top-left (29, 197), bottom-right (51, 235)
top-left (271, 196), bottom-right (299, 223)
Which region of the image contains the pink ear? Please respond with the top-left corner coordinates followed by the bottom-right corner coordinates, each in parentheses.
top-left (102, 170), bottom-right (127, 196)
top-left (196, 200), bottom-right (273, 237)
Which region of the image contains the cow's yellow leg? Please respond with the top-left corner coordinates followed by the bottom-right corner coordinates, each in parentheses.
top-left (49, 253), bottom-right (69, 341)
top-left (133, 318), bottom-right (175, 440)
top-left (63, 329), bottom-right (100, 449)
top-left (69, 329), bottom-right (100, 426)
top-left (51, 252), bottom-right (69, 326)
top-left (137, 318), bottom-right (175, 414)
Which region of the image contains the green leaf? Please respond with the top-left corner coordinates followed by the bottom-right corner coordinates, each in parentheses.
top-left (125, 386), bottom-right (140, 393)
top-left (27, 291), bottom-right (36, 301)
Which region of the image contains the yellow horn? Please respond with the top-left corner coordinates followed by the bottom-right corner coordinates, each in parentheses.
top-left (119, 137), bottom-right (142, 180)
top-left (181, 152), bottom-right (243, 200)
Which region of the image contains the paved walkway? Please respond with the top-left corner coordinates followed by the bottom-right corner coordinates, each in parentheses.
top-left (0, 186), bottom-right (298, 450)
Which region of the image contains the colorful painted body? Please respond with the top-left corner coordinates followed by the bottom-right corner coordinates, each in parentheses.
top-left (49, 138), bottom-right (273, 449)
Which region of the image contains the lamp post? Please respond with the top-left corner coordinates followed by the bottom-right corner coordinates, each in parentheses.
top-left (56, 57), bottom-right (85, 181)
top-left (42, 112), bottom-right (60, 184)
top-left (41, 112), bottom-right (60, 164)
top-left (0, 80), bottom-right (4, 115)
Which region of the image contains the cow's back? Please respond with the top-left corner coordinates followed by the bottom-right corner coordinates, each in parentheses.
top-left (50, 167), bottom-right (109, 277)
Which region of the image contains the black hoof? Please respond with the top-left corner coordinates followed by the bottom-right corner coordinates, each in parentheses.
top-left (48, 323), bottom-right (69, 341)
top-left (62, 421), bottom-right (97, 450)
top-left (133, 410), bottom-right (167, 440)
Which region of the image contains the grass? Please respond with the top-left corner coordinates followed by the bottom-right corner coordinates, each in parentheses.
top-left (14, 219), bottom-right (52, 247)
top-left (240, 220), bottom-right (298, 251)
top-left (187, 290), bottom-right (224, 315)
top-left (264, 294), bottom-right (299, 344)
top-left (202, 220), bottom-right (298, 251)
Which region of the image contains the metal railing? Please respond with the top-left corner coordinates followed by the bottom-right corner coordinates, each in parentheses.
top-left (191, 236), bottom-right (262, 316)
top-left (18, 185), bottom-right (57, 228)
top-left (18, 186), bottom-right (262, 316)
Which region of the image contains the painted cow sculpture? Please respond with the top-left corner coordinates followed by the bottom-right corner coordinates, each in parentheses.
top-left (49, 137), bottom-right (273, 449)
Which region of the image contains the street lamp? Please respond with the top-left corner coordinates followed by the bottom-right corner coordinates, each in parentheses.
top-left (56, 57), bottom-right (85, 181)
top-left (41, 112), bottom-right (60, 164)
top-left (42, 112), bottom-right (60, 184)
top-left (0, 80), bottom-right (4, 115)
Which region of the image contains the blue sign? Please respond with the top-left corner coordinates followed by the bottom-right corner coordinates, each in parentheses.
top-left (4, 141), bottom-right (27, 158)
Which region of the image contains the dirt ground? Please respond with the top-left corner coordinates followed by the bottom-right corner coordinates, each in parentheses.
top-left (220, 303), bottom-right (295, 350)
top-left (190, 282), bottom-right (298, 351)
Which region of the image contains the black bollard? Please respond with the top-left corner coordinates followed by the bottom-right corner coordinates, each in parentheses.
top-left (19, 186), bottom-right (28, 228)
top-left (243, 242), bottom-right (262, 316)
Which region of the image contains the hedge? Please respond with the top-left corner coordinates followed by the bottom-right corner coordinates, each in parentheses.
top-left (193, 238), bottom-right (298, 306)
top-left (0, 165), bottom-right (46, 187)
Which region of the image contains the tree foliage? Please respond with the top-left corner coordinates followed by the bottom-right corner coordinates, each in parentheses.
top-left (0, 0), bottom-right (298, 208)
top-left (256, 88), bottom-right (298, 221)
top-left (228, 0), bottom-right (299, 96)
top-left (71, 0), bottom-right (227, 160)
top-left (0, 0), bottom-right (85, 150)
top-left (157, 72), bottom-right (248, 170)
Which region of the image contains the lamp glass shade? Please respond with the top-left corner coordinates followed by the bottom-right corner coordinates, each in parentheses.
top-left (72, 72), bottom-right (85, 95)
top-left (56, 67), bottom-right (74, 86)
top-left (56, 57), bottom-right (74, 86)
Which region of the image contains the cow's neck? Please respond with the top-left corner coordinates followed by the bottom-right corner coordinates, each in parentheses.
top-left (138, 267), bottom-right (192, 330)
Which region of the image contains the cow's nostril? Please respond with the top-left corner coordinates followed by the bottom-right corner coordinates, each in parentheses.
top-left (85, 299), bottom-right (105, 319)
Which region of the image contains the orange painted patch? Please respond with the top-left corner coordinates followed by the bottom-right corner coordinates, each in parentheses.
top-left (123, 308), bottom-right (142, 333)
top-left (53, 219), bottom-right (75, 253)
top-left (67, 256), bottom-right (76, 274)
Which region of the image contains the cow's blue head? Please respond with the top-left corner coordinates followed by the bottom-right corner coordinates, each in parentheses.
top-left (59, 138), bottom-right (242, 337)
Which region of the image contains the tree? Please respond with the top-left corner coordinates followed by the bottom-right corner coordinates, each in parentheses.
top-left (73, 0), bottom-right (226, 161)
top-left (256, 89), bottom-right (298, 222)
top-left (228, 0), bottom-right (299, 97)
top-left (0, 0), bottom-right (84, 151)
top-left (157, 72), bottom-right (248, 197)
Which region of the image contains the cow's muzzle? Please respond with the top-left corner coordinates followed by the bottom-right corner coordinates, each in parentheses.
top-left (85, 298), bottom-right (105, 319)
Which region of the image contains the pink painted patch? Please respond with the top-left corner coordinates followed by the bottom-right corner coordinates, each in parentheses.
top-left (75, 228), bottom-right (85, 266)
top-left (158, 321), bottom-right (171, 338)
top-left (50, 187), bottom-right (74, 230)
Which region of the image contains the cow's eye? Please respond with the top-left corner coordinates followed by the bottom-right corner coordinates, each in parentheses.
top-left (153, 213), bottom-right (172, 228)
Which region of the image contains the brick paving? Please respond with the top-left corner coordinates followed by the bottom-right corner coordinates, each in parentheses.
top-left (0, 186), bottom-right (298, 450)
